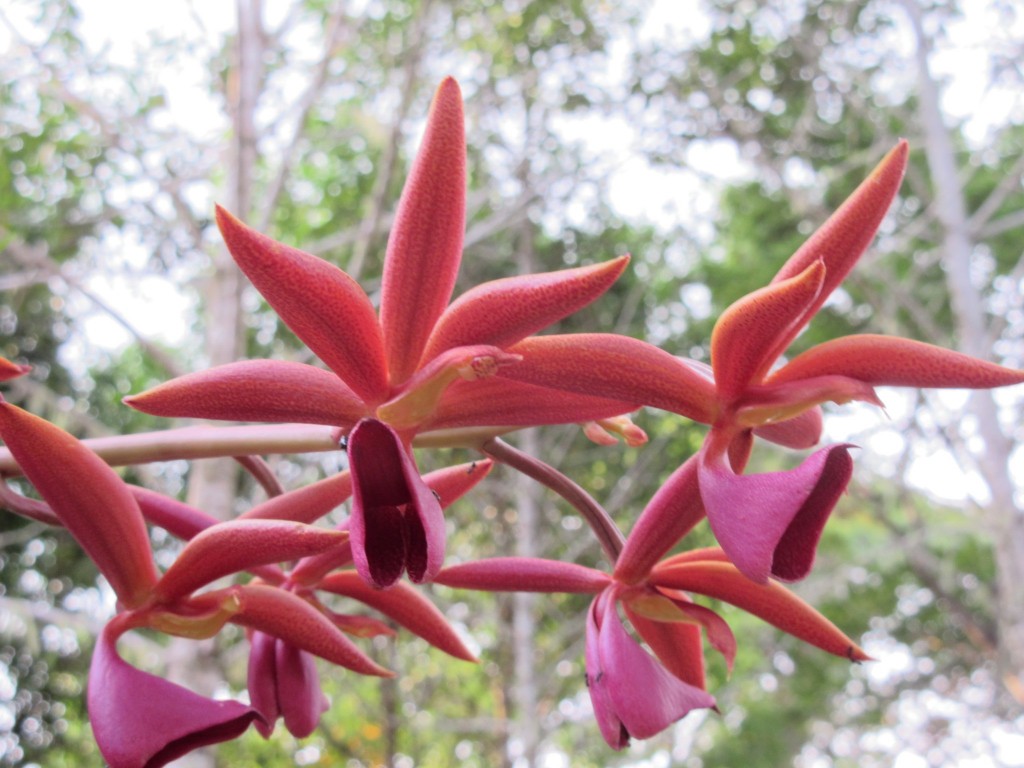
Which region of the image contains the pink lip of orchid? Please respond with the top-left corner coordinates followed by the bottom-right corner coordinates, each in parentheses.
top-left (435, 545), bottom-right (867, 749)
top-left (122, 77), bottom-right (644, 588)
top-left (494, 141), bottom-right (1024, 584)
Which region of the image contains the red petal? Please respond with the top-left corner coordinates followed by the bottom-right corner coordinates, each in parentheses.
top-left (247, 631), bottom-right (280, 737)
top-left (216, 206), bottom-right (388, 404)
top-left (626, 609), bottom-right (707, 690)
top-left (435, 557), bottom-right (611, 593)
top-left (319, 570), bottom-right (477, 661)
top-left (89, 623), bottom-right (260, 767)
top-left (501, 334), bottom-right (719, 422)
top-left (711, 261), bottom-right (824, 399)
top-left (736, 375), bottom-right (883, 427)
top-left (275, 640), bottom-right (327, 738)
top-left (768, 141), bottom-right (909, 357)
top-left (768, 334), bottom-right (1024, 390)
top-left (241, 471), bottom-right (352, 523)
top-left (156, 521), bottom-right (347, 602)
top-left (380, 78), bottom-right (466, 385)
top-left (0, 403), bottom-right (158, 607)
top-left (614, 457), bottom-right (704, 585)
top-left (234, 584), bottom-right (391, 676)
top-left (421, 256), bottom-right (630, 362)
top-left (651, 560), bottom-right (870, 661)
top-left (426, 377), bottom-right (640, 430)
top-left (125, 360), bottom-right (370, 426)
top-left (423, 459), bottom-right (493, 507)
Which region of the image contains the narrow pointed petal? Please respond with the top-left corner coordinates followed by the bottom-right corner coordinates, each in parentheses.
top-left (699, 440), bottom-right (854, 583)
top-left (326, 609), bottom-right (396, 638)
top-left (0, 402), bottom-right (158, 607)
top-left (651, 560), bottom-right (869, 661)
top-left (319, 571), bottom-right (477, 662)
top-left (615, 457), bottom-right (704, 586)
top-left (0, 356), bottom-right (30, 381)
top-left (89, 623), bottom-right (260, 768)
top-left (348, 419), bottom-right (446, 587)
top-left (597, 598), bottom-right (716, 746)
top-left (500, 334), bottom-right (719, 423)
top-left (426, 377), bottom-right (640, 430)
top-left (769, 141), bottom-right (909, 356)
top-left (436, 557), bottom-right (611, 593)
top-left (125, 360), bottom-right (370, 426)
top-left (234, 584), bottom-right (391, 676)
top-left (131, 487), bottom-right (219, 540)
top-left (768, 334), bottom-right (1024, 390)
top-left (421, 256), bottom-right (630, 362)
top-left (247, 631), bottom-right (280, 737)
top-left (241, 471), bottom-right (352, 523)
top-left (380, 78), bottom-right (466, 385)
top-left (216, 206), bottom-right (388, 403)
top-left (754, 406), bottom-right (823, 449)
top-left (275, 641), bottom-right (328, 738)
top-left (711, 261), bottom-right (825, 399)
top-left (424, 459), bottom-right (493, 508)
top-left (156, 521), bottom-right (347, 602)
top-left (377, 345), bottom-right (521, 430)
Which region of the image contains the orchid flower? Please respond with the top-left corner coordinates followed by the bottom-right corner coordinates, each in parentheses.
top-left (124, 77), bottom-right (642, 588)
top-left (436, 546), bottom-right (865, 749)
top-left (129, 453), bottom-right (488, 738)
top-left (496, 141), bottom-right (1024, 583)
top-left (0, 401), bottom-right (404, 767)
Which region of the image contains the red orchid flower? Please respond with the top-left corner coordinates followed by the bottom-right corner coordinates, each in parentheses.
top-left (129, 453), bottom-right (488, 739)
top-left (124, 77), bottom-right (641, 588)
top-left (0, 401), bottom-right (406, 767)
top-left (436, 547), bottom-right (865, 749)
top-left (495, 141), bottom-right (1024, 583)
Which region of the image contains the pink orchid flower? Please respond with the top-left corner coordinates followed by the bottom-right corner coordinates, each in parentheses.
top-left (436, 545), bottom-right (865, 749)
top-left (495, 141), bottom-right (1024, 583)
top-left (124, 77), bottom-right (641, 588)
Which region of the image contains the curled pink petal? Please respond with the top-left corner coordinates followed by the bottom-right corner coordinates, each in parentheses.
top-left (381, 78), bottom-right (466, 385)
top-left (768, 334), bottom-right (1024, 390)
top-left (0, 402), bottom-right (158, 607)
top-left (587, 592), bottom-right (715, 750)
top-left (216, 206), bottom-right (388, 404)
top-left (348, 418), bottom-right (445, 587)
top-left (422, 255), bottom-right (630, 362)
top-left (89, 623), bottom-right (260, 767)
top-left (699, 440), bottom-right (854, 583)
top-left (436, 557), bottom-right (611, 594)
top-left (125, 360), bottom-right (370, 426)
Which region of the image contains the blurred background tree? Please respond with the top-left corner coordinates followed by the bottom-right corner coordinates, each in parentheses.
top-left (1, 0), bottom-right (1021, 766)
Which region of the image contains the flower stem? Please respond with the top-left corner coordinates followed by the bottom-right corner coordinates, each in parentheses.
top-left (481, 437), bottom-right (624, 565)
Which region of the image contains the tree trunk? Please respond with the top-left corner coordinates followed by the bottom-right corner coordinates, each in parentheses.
top-left (902, 0), bottom-right (1024, 705)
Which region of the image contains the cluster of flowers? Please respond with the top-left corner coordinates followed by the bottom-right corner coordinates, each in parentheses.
top-left (1, 78), bottom-right (1022, 767)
